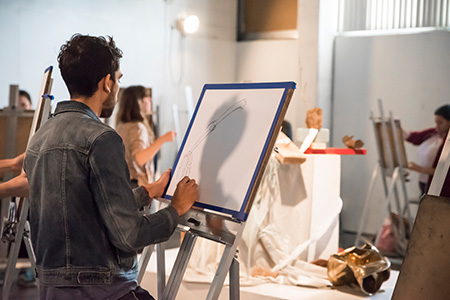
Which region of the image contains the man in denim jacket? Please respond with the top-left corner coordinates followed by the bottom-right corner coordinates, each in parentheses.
top-left (23, 34), bottom-right (198, 300)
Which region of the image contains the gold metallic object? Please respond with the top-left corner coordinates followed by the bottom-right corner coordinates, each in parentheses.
top-left (327, 244), bottom-right (391, 295)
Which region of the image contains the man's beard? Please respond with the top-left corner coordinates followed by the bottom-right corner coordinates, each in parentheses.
top-left (100, 93), bottom-right (116, 118)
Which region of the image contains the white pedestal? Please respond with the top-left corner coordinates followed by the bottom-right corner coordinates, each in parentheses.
top-left (300, 154), bottom-right (342, 261)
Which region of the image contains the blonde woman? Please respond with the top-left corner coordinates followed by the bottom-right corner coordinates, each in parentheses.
top-left (116, 86), bottom-right (176, 187)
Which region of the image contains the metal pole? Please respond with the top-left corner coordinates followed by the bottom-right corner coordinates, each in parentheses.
top-left (206, 223), bottom-right (245, 300)
top-left (162, 232), bottom-right (198, 300)
top-left (2, 199), bottom-right (29, 300)
top-left (229, 256), bottom-right (240, 300)
top-left (156, 243), bottom-right (166, 299)
top-left (137, 245), bottom-right (154, 284)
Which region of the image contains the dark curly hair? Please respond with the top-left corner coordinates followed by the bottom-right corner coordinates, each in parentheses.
top-left (435, 104), bottom-right (450, 121)
top-left (58, 34), bottom-right (123, 98)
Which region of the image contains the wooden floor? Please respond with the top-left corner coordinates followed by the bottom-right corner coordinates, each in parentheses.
top-left (3, 231), bottom-right (402, 298)
top-left (1, 281), bottom-right (38, 300)
top-left (1, 232), bottom-right (182, 299)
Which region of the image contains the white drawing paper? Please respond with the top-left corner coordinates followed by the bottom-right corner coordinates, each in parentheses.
top-left (166, 87), bottom-right (286, 213)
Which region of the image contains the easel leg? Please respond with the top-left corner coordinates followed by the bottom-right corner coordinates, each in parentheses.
top-left (137, 245), bottom-right (154, 284)
top-left (156, 242), bottom-right (166, 299)
top-left (162, 232), bottom-right (197, 300)
top-left (23, 220), bottom-right (36, 273)
top-left (355, 165), bottom-right (379, 246)
top-left (2, 199), bottom-right (29, 300)
top-left (206, 243), bottom-right (240, 300)
top-left (390, 168), bottom-right (402, 213)
top-left (229, 255), bottom-right (239, 300)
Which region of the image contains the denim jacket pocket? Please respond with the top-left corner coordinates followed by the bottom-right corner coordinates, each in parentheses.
top-left (116, 252), bottom-right (137, 271)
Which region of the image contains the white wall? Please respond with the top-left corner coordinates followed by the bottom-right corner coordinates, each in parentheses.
top-left (332, 30), bottom-right (450, 234)
top-left (158, 0), bottom-right (238, 170)
top-left (317, 0), bottom-right (339, 129)
top-left (236, 0), bottom-right (321, 141)
top-left (0, 0), bottom-right (166, 109)
top-left (0, 0), bottom-right (238, 171)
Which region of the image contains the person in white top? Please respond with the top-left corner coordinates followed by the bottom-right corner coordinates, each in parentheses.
top-left (404, 104), bottom-right (450, 194)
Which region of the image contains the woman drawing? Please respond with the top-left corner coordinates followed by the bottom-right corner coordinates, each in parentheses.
top-left (116, 86), bottom-right (176, 187)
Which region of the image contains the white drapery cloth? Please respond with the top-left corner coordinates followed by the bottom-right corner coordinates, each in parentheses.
top-left (184, 154), bottom-right (342, 288)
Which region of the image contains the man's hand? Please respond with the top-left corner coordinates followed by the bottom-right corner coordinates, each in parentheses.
top-left (170, 176), bottom-right (198, 216)
top-left (144, 169), bottom-right (172, 199)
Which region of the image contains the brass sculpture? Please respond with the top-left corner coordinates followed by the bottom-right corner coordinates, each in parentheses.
top-left (327, 244), bottom-right (390, 295)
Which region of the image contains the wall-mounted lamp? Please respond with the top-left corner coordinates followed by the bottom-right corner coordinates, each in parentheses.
top-left (175, 15), bottom-right (199, 36)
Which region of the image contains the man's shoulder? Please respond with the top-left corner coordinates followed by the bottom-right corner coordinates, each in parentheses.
top-left (30, 112), bottom-right (119, 152)
top-left (59, 113), bottom-right (116, 138)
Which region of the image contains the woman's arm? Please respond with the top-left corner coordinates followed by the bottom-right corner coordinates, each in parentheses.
top-left (405, 128), bottom-right (437, 145)
top-left (408, 162), bottom-right (435, 175)
top-left (134, 131), bottom-right (176, 166)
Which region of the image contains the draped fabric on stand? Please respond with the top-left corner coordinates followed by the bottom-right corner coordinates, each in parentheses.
top-left (184, 154), bottom-right (343, 288)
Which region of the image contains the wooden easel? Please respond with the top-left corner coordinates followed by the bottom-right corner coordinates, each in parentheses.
top-left (0, 85), bottom-right (35, 260)
top-left (1, 66), bottom-right (53, 299)
top-left (355, 99), bottom-right (412, 254)
top-left (138, 82), bottom-right (295, 300)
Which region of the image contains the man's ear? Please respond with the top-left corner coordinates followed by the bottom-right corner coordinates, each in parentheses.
top-left (102, 74), bottom-right (112, 93)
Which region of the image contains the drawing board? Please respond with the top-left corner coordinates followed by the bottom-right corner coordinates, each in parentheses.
top-left (374, 118), bottom-right (408, 169)
top-left (163, 82), bottom-right (295, 221)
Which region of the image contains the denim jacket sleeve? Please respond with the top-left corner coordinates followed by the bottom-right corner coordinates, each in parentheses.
top-left (88, 130), bottom-right (179, 252)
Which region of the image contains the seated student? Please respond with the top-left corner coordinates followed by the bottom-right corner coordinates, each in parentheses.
top-left (0, 153), bottom-right (28, 198)
top-left (18, 90), bottom-right (32, 110)
top-left (404, 104), bottom-right (450, 194)
top-left (23, 34), bottom-right (198, 300)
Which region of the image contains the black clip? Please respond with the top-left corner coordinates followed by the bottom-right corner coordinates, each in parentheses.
top-left (187, 218), bottom-right (200, 226)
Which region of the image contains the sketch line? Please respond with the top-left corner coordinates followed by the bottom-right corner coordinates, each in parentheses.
top-left (176, 98), bottom-right (247, 181)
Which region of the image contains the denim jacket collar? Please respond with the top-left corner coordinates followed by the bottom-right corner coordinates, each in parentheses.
top-left (54, 100), bottom-right (100, 122)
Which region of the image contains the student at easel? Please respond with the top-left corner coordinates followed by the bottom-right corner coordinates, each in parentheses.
top-left (116, 86), bottom-right (176, 188)
top-left (0, 154), bottom-right (28, 198)
top-left (403, 104), bottom-right (450, 195)
top-left (0, 89), bottom-right (34, 197)
top-left (23, 34), bottom-right (198, 300)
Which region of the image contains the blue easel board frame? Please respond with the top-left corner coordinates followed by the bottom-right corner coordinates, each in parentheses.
top-left (163, 81), bottom-right (296, 221)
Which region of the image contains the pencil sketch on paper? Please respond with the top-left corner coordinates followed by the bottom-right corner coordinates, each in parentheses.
top-left (175, 98), bottom-right (247, 182)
